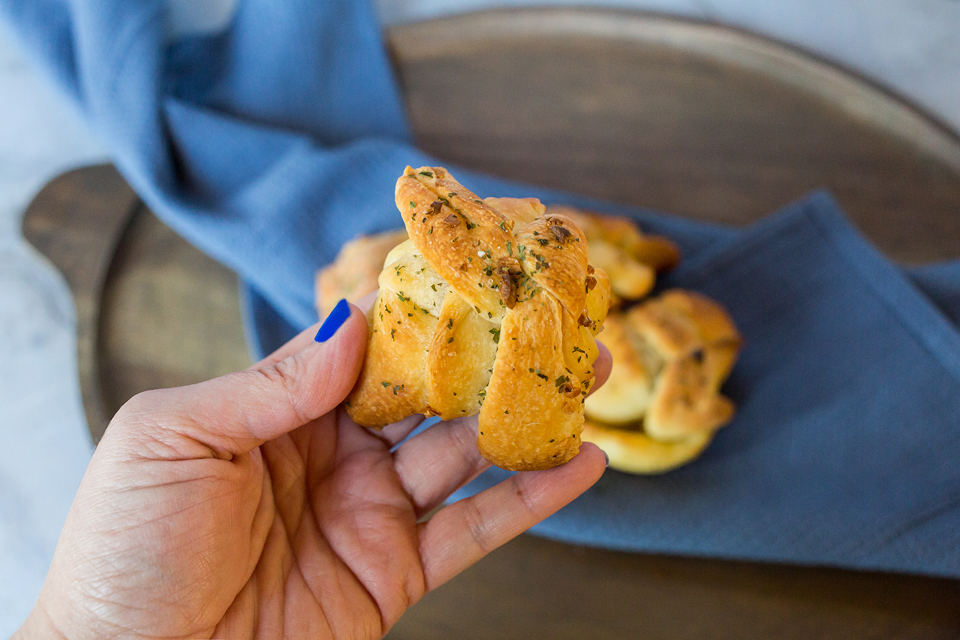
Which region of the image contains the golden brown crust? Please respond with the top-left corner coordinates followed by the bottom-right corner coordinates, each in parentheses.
top-left (478, 295), bottom-right (584, 469)
top-left (546, 205), bottom-right (681, 303)
top-left (427, 290), bottom-right (499, 419)
top-left (483, 197), bottom-right (544, 225)
top-left (581, 420), bottom-right (714, 474)
top-left (395, 167), bottom-right (514, 320)
top-left (346, 166), bottom-right (613, 470)
top-left (351, 291), bottom-right (436, 427)
top-left (315, 204), bottom-right (668, 317)
top-left (314, 176), bottom-right (737, 474)
top-left (628, 290), bottom-right (741, 360)
top-left (581, 289), bottom-right (741, 473)
top-left (579, 313), bottom-right (655, 425)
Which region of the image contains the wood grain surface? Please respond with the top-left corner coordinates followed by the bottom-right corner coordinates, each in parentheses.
top-left (393, 9), bottom-right (960, 264)
top-left (21, 8), bottom-right (960, 639)
top-left (23, 177), bottom-right (250, 442)
top-left (21, 167), bottom-right (140, 439)
top-left (390, 535), bottom-right (960, 640)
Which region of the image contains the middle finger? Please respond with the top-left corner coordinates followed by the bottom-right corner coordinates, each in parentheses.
top-left (392, 416), bottom-right (491, 518)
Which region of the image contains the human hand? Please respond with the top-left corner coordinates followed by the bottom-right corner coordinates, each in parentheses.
top-left (15, 300), bottom-right (608, 639)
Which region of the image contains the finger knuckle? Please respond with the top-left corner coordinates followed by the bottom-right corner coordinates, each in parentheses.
top-left (462, 499), bottom-right (495, 555)
top-left (253, 354), bottom-right (311, 424)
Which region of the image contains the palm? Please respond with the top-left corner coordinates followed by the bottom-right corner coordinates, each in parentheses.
top-left (210, 410), bottom-right (450, 639)
top-left (68, 410), bottom-right (486, 639)
top-left (28, 307), bottom-right (606, 640)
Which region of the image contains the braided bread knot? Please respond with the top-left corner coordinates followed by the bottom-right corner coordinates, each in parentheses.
top-left (345, 167), bottom-right (611, 470)
top-left (582, 290), bottom-right (742, 473)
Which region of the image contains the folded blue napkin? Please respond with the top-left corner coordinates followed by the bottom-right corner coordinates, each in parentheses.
top-left (455, 192), bottom-right (960, 577)
top-left (4, 0), bottom-right (960, 577)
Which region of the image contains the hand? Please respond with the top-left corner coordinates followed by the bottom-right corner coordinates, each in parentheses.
top-left (15, 301), bottom-right (608, 639)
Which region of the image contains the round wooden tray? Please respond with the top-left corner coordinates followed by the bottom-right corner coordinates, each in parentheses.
top-left (22, 8), bottom-right (960, 639)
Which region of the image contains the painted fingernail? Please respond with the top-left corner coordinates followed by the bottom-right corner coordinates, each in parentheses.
top-left (602, 450), bottom-right (610, 467)
top-left (315, 299), bottom-right (351, 343)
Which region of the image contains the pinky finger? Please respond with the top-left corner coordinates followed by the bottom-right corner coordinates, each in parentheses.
top-left (417, 443), bottom-right (607, 592)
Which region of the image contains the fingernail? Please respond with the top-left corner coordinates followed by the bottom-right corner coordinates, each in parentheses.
top-left (315, 299), bottom-right (351, 343)
top-left (602, 450), bottom-right (610, 467)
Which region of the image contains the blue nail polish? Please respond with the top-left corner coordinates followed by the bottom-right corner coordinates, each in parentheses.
top-left (315, 299), bottom-right (351, 342)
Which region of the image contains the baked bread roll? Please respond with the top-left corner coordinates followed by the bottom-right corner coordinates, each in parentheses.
top-left (345, 167), bottom-right (612, 470)
top-left (315, 209), bottom-right (678, 314)
top-left (582, 290), bottom-right (741, 473)
top-left (546, 205), bottom-right (680, 303)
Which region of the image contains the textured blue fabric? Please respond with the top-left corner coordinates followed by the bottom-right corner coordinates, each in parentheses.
top-left (4, 0), bottom-right (960, 577)
top-left (907, 261), bottom-right (960, 327)
top-left (0, 0), bottom-right (711, 330)
top-left (453, 192), bottom-right (960, 577)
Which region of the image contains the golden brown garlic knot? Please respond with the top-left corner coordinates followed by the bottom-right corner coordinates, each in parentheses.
top-left (345, 167), bottom-right (612, 470)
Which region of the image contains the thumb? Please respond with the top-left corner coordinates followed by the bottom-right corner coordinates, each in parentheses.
top-left (115, 299), bottom-right (367, 455)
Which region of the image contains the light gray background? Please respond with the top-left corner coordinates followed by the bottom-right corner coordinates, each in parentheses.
top-left (2, 0), bottom-right (959, 633)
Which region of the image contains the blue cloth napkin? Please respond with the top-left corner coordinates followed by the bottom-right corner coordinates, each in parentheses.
top-left (454, 192), bottom-right (960, 577)
top-left (4, 0), bottom-right (960, 577)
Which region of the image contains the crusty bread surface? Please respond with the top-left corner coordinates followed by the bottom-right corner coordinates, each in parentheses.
top-left (583, 290), bottom-right (741, 473)
top-left (314, 176), bottom-right (740, 474)
top-left (345, 167), bottom-right (612, 470)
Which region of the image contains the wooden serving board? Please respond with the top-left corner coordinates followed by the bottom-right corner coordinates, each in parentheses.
top-left (22, 9), bottom-right (960, 639)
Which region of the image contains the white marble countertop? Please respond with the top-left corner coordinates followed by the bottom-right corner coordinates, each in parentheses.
top-left (1, 0), bottom-right (958, 634)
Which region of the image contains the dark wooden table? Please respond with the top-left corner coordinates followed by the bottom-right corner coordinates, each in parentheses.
top-left (23, 9), bottom-right (960, 639)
